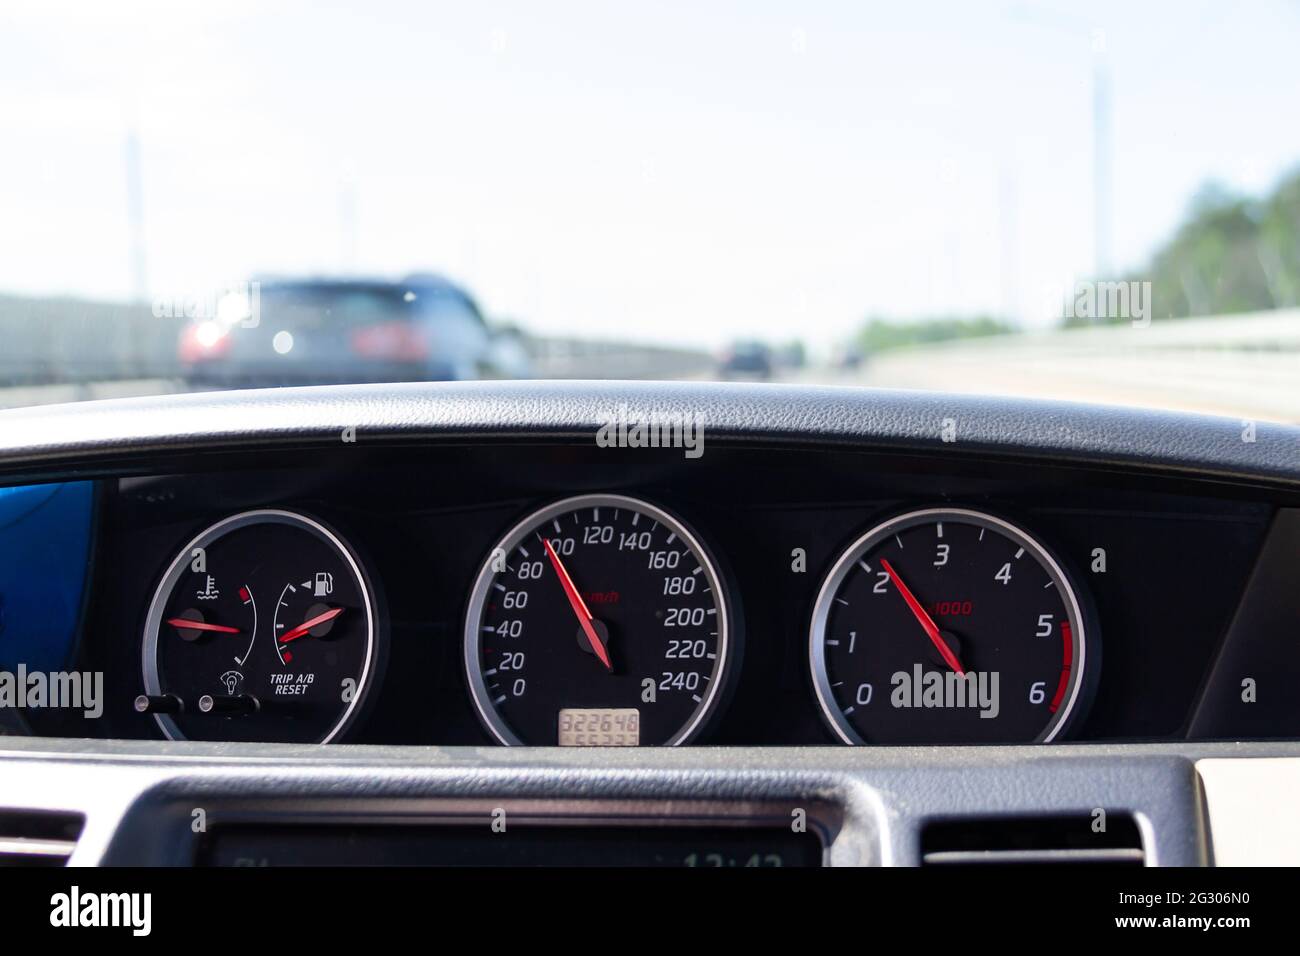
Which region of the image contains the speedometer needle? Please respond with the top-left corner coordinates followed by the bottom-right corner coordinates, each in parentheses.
top-left (543, 538), bottom-right (613, 672)
top-left (278, 606), bottom-right (344, 645)
top-left (880, 558), bottom-right (966, 675)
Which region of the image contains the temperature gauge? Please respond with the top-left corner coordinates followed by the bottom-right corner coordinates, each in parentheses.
top-left (140, 510), bottom-right (380, 743)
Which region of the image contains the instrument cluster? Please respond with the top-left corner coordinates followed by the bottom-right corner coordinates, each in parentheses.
top-left (60, 441), bottom-right (1281, 747)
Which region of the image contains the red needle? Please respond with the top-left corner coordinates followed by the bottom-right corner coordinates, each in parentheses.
top-left (278, 606), bottom-right (344, 645)
top-left (542, 538), bottom-right (613, 671)
top-left (166, 618), bottom-right (240, 634)
top-left (879, 558), bottom-right (966, 675)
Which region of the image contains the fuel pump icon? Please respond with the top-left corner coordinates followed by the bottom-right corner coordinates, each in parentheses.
top-left (313, 572), bottom-right (333, 598)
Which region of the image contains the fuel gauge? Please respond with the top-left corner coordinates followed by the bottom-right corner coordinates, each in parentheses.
top-left (141, 510), bottom-right (380, 743)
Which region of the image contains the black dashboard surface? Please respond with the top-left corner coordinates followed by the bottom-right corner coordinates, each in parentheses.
top-left (1, 380), bottom-right (1297, 484)
top-left (15, 430), bottom-right (1296, 748)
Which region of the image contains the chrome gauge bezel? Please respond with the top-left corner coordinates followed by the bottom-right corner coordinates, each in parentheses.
top-left (808, 507), bottom-right (1091, 746)
top-left (463, 493), bottom-right (733, 747)
top-left (141, 508), bottom-right (377, 743)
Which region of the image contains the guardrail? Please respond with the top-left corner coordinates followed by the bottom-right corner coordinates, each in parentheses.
top-left (524, 336), bottom-right (713, 380)
top-left (914, 308), bottom-right (1300, 353)
top-left (0, 293), bottom-right (714, 387)
top-left (848, 308), bottom-right (1300, 423)
top-left (0, 295), bottom-right (178, 385)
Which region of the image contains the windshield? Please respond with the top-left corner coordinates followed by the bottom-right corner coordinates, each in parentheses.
top-left (2, 1), bottom-right (1297, 422)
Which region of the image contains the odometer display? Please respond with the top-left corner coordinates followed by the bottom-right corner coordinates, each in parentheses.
top-left (809, 508), bottom-right (1091, 745)
top-left (464, 495), bottom-right (732, 746)
top-left (557, 708), bottom-right (640, 746)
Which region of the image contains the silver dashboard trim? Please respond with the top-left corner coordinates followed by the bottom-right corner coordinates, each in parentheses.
top-left (0, 738), bottom-right (1250, 866)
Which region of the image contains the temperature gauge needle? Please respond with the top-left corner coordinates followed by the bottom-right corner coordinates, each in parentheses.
top-left (166, 618), bottom-right (240, 634)
top-left (543, 538), bottom-right (613, 671)
top-left (880, 558), bottom-right (966, 675)
top-left (278, 606), bottom-right (344, 645)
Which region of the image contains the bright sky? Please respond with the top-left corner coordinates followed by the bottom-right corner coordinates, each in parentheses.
top-left (2, 0), bottom-right (1298, 348)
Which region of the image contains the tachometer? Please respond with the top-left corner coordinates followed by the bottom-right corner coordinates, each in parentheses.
top-left (809, 507), bottom-right (1093, 745)
top-left (464, 494), bottom-right (733, 746)
top-left (140, 509), bottom-right (379, 743)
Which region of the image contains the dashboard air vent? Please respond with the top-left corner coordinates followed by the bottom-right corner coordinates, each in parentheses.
top-left (921, 814), bottom-right (1144, 866)
top-left (0, 810), bottom-right (84, 867)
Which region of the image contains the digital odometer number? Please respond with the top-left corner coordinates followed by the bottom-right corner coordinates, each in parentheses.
top-left (557, 708), bottom-right (639, 746)
top-left (464, 494), bottom-right (732, 746)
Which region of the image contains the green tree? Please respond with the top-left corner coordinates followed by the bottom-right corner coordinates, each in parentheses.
top-left (1068, 165), bottom-right (1300, 325)
top-left (855, 315), bottom-right (1016, 353)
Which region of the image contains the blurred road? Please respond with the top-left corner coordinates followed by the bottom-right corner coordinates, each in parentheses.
top-left (0, 379), bottom-right (185, 410)
top-left (781, 310), bottom-right (1300, 425)
top-left (1, 310), bottom-right (1296, 426)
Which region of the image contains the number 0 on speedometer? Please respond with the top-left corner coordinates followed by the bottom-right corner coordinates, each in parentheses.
top-left (464, 494), bottom-right (734, 746)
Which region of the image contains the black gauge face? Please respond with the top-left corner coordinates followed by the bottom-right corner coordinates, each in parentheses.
top-left (810, 508), bottom-right (1091, 745)
top-left (142, 510), bottom-right (377, 743)
top-left (464, 494), bottom-right (732, 746)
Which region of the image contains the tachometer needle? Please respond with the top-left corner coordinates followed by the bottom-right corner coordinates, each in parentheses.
top-left (166, 618), bottom-right (240, 634)
top-left (542, 538), bottom-right (613, 671)
top-left (879, 558), bottom-right (965, 675)
top-left (278, 606), bottom-right (344, 645)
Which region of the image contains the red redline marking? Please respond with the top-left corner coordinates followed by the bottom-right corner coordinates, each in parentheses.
top-left (1048, 620), bottom-right (1073, 713)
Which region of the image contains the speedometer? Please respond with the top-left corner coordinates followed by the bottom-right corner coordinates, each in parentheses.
top-left (463, 494), bottom-right (734, 746)
top-left (809, 507), bottom-right (1094, 745)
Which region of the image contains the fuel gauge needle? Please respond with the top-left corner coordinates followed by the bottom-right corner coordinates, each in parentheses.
top-left (278, 606), bottom-right (344, 645)
top-left (543, 537), bottom-right (613, 671)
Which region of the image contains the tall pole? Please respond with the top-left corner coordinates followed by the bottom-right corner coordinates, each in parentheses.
top-left (1012, 11), bottom-right (1115, 288)
top-left (1091, 33), bottom-right (1112, 280)
top-left (338, 179), bottom-right (358, 273)
top-left (998, 162), bottom-right (1019, 321)
top-left (124, 124), bottom-right (148, 302)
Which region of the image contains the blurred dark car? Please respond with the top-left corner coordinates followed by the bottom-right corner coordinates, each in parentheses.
top-left (717, 340), bottom-right (773, 380)
top-left (834, 343), bottom-right (867, 371)
top-left (179, 275), bottom-right (511, 386)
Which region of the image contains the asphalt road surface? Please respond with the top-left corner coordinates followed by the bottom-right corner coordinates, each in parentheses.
top-left (3, 309), bottom-right (1297, 426)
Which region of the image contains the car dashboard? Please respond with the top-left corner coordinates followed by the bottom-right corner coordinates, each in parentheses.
top-left (1, 380), bottom-right (1298, 867)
